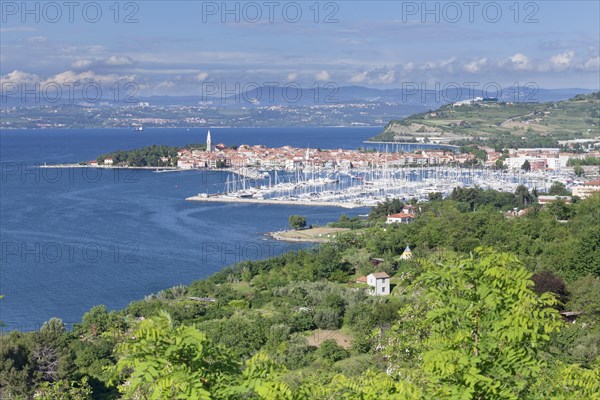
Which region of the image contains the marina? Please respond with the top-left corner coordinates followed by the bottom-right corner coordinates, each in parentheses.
top-left (188, 165), bottom-right (573, 207)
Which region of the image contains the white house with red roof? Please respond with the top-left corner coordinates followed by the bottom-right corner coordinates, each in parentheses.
top-left (386, 212), bottom-right (415, 224)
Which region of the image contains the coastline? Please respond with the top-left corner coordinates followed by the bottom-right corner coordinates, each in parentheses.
top-left (268, 227), bottom-right (351, 243)
top-left (39, 164), bottom-right (178, 170)
top-left (0, 125), bottom-right (384, 131)
top-left (268, 231), bottom-right (329, 243)
top-left (38, 163), bottom-right (265, 179)
top-left (185, 194), bottom-right (362, 209)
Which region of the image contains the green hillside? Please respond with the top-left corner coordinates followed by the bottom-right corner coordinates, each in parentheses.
top-left (372, 92), bottom-right (600, 146)
top-left (3, 191), bottom-right (600, 399)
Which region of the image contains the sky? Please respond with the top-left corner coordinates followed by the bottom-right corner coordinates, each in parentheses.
top-left (1, 1), bottom-right (599, 96)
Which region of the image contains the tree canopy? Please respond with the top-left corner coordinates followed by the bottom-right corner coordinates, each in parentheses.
top-left (2, 192), bottom-right (599, 399)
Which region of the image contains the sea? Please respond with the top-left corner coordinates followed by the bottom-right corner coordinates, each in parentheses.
top-left (0, 127), bottom-right (386, 331)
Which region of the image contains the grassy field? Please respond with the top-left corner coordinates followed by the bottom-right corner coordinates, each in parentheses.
top-left (372, 92), bottom-right (600, 143)
top-left (273, 227), bottom-right (350, 242)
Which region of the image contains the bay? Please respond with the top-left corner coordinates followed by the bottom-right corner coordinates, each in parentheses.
top-left (0, 127), bottom-right (378, 330)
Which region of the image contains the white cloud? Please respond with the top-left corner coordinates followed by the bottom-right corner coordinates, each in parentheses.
top-left (315, 70), bottom-right (330, 81)
top-left (581, 56), bottom-right (600, 71)
top-left (196, 72), bottom-right (209, 81)
top-left (496, 51), bottom-right (597, 74)
top-left (547, 50), bottom-right (575, 71)
top-left (0, 69), bottom-right (137, 93)
top-left (71, 56), bottom-right (134, 69)
top-left (0, 70), bottom-right (41, 86)
top-left (420, 58), bottom-right (456, 73)
top-left (287, 72), bottom-right (298, 81)
top-left (403, 63), bottom-right (415, 73)
top-left (153, 80), bottom-right (176, 91)
top-left (45, 70), bottom-right (136, 85)
top-left (154, 81), bottom-right (175, 90)
top-left (350, 72), bottom-right (367, 83)
top-left (349, 67), bottom-right (397, 85)
top-left (500, 53), bottom-right (532, 71)
top-left (72, 58), bottom-right (96, 69)
top-left (374, 69), bottom-right (395, 84)
top-left (105, 56), bottom-right (134, 66)
top-left (463, 58), bottom-right (488, 73)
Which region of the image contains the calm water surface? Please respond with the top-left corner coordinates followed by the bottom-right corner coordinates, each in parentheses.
top-left (0, 127), bottom-right (378, 330)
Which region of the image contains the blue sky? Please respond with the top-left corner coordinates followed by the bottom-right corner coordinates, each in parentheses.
top-left (1, 1), bottom-right (599, 95)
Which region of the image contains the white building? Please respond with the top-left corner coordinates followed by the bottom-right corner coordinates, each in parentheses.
top-left (367, 272), bottom-right (390, 296)
top-left (386, 212), bottom-right (414, 224)
top-left (506, 148), bottom-right (561, 171)
top-left (572, 179), bottom-right (600, 199)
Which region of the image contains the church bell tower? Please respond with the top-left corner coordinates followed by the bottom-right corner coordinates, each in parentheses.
top-left (206, 130), bottom-right (213, 152)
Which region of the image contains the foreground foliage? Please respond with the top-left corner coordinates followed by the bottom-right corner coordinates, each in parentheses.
top-left (384, 249), bottom-right (563, 399)
top-left (1, 193), bottom-right (599, 399)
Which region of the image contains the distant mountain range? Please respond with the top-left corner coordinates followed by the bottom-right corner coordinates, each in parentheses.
top-left (137, 86), bottom-right (597, 107)
top-left (2, 86), bottom-right (597, 130)
top-left (1, 85), bottom-right (596, 107)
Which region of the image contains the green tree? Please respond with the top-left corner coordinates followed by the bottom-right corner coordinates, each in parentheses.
top-left (546, 200), bottom-right (573, 220)
top-left (383, 248), bottom-right (563, 399)
top-left (288, 215), bottom-right (307, 230)
top-left (369, 198), bottom-right (404, 220)
top-left (522, 159), bottom-right (531, 171)
top-left (532, 360), bottom-right (600, 399)
top-left (317, 339), bottom-right (349, 363)
top-left (341, 247), bottom-right (372, 275)
top-left (296, 370), bottom-right (422, 399)
top-left (567, 274), bottom-right (600, 322)
top-left (35, 377), bottom-right (93, 400)
top-left (574, 165), bottom-right (584, 177)
top-left (548, 181), bottom-right (571, 196)
top-left (215, 159), bottom-right (227, 168)
top-left (428, 192), bottom-right (443, 201)
top-left (110, 310), bottom-right (239, 399)
top-left (313, 307), bottom-right (342, 330)
top-left (515, 185), bottom-right (533, 208)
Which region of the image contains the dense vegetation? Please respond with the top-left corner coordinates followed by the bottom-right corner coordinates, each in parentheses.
top-left (451, 133), bottom-right (562, 152)
top-left (96, 144), bottom-right (206, 167)
top-left (567, 156), bottom-right (600, 166)
top-left (1, 191), bottom-right (599, 399)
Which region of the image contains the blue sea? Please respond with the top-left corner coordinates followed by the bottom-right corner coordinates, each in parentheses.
top-left (0, 127), bottom-right (379, 331)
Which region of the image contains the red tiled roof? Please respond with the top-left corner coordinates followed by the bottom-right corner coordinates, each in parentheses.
top-left (356, 276), bottom-right (368, 283)
top-left (388, 213), bottom-right (414, 219)
top-left (585, 179), bottom-right (600, 186)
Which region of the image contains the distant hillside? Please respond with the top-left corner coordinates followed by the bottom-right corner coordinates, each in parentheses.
top-left (98, 87), bottom-right (599, 107)
top-left (371, 92), bottom-right (600, 145)
top-left (1, 85), bottom-right (593, 107)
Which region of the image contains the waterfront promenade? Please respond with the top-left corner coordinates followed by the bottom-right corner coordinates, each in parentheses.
top-left (185, 194), bottom-right (362, 208)
top-left (38, 163), bottom-right (263, 179)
